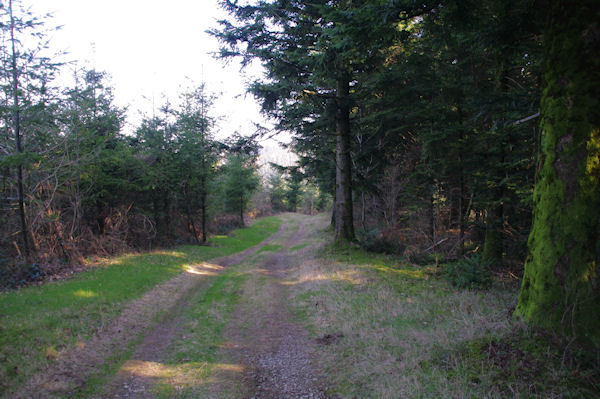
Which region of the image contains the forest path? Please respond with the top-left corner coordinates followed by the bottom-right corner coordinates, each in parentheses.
top-left (100, 220), bottom-right (289, 399)
top-left (207, 213), bottom-right (330, 399)
top-left (102, 213), bottom-right (330, 398)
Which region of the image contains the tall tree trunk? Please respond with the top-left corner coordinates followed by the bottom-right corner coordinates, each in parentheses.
top-left (239, 196), bottom-right (244, 226)
top-left (483, 195), bottom-right (504, 266)
top-left (9, 0), bottom-right (29, 257)
top-left (200, 100), bottom-right (208, 243)
top-left (516, 0), bottom-right (600, 342)
top-left (200, 182), bottom-right (207, 243)
top-left (428, 188), bottom-right (435, 243)
top-left (334, 73), bottom-right (355, 242)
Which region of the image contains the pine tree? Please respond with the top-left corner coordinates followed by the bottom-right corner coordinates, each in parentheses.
top-left (211, 0), bottom-right (407, 241)
top-left (61, 70), bottom-right (130, 235)
top-left (176, 84), bottom-right (218, 243)
top-left (222, 154), bottom-right (260, 226)
top-left (0, 0), bottom-right (60, 257)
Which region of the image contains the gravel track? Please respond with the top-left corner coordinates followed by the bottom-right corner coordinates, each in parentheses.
top-left (216, 216), bottom-right (331, 399)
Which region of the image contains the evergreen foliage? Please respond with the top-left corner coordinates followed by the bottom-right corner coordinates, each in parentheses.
top-left (0, 13), bottom-right (263, 279)
top-left (211, 0), bottom-right (597, 342)
top-left (443, 255), bottom-right (493, 290)
top-left (221, 154), bottom-right (260, 226)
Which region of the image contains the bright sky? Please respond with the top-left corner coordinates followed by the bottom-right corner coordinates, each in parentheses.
top-left (30, 0), bottom-right (269, 139)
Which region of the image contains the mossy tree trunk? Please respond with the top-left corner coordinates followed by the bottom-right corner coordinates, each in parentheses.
top-left (516, 0), bottom-right (600, 342)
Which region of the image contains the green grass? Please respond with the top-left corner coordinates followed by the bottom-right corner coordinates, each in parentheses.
top-left (289, 243), bottom-right (309, 251)
top-left (256, 244), bottom-right (283, 254)
top-left (0, 216), bottom-right (282, 397)
top-left (426, 330), bottom-right (600, 398)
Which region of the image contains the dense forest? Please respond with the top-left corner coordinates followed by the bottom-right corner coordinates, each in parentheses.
top-left (211, 0), bottom-right (599, 343)
top-left (1, 0), bottom-right (598, 349)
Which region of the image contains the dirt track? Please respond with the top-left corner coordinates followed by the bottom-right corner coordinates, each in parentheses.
top-left (15, 214), bottom-right (329, 399)
top-left (211, 215), bottom-right (330, 399)
top-left (14, 221), bottom-right (288, 399)
top-left (103, 221), bottom-right (290, 399)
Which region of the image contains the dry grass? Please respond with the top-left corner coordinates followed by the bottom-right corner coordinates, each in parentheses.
top-left (286, 217), bottom-right (597, 398)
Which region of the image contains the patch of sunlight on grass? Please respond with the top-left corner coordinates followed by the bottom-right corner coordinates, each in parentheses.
top-left (374, 265), bottom-right (428, 279)
top-left (213, 235), bottom-right (227, 239)
top-left (122, 360), bottom-right (210, 380)
top-left (72, 289), bottom-right (97, 298)
top-left (282, 269), bottom-right (367, 285)
top-left (156, 250), bottom-right (186, 258)
top-left (104, 250), bottom-right (186, 266)
top-left (214, 363), bottom-right (245, 373)
top-left (184, 262), bottom-right (224, 276)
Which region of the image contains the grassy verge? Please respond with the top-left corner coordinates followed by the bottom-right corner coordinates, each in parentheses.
top-left (290, 242), bottom-right (599, 398)
top-left (0, 216), bottom-right (281, 397)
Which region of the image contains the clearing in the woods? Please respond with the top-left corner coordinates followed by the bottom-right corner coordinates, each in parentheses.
top-left (1, 214), bottom-right (596, 398)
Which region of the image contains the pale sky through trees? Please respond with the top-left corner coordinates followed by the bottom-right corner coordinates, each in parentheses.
top-left (30, 0), bottom-right (268, 139)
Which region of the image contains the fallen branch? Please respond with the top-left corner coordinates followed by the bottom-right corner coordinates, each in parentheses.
top-left (512, 111), bottom-right (540, 125)
top-left (424, 237), bottom-right (448, 252)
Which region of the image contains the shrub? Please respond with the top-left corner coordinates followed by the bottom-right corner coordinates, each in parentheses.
top-left (0, 261), bottom-right (46, 289)
top-left (443, 255), bottom-right (492, 289)
top-left (211, 214), bottom-right (244, 235)
top-left (359, 228), bottom-right (406, 255)
top-left (407, 251), bottom-right (440, 266)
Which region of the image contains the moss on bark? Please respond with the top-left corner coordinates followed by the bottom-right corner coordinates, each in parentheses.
top-left (515, 0), bottom-right (600, 344)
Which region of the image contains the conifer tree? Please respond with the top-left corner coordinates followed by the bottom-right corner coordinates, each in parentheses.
top-left (211, 0), bottom-right (406, 241)
top-left (176, 84), bottom-right (218, 243)
top-left (0, 0), bottom-right (61, 257)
